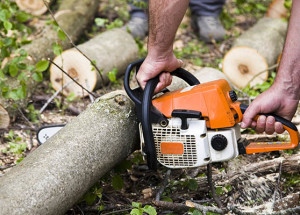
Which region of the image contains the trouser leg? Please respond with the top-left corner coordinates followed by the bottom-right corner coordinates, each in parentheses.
top-left (189, 0), bottom-right (226, 17)
top-left (129, 0), bottom-right (148, 19)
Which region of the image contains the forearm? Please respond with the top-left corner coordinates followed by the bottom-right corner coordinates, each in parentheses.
top-left (276, 0), bottom-right (300, 100)
top-left (147, 0), bottom-right (189, 59)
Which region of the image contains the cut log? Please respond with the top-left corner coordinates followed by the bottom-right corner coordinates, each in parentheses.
top-left (16, 0), bottom-right (54, 16)
top-left (266, 0), bottom-right (289, 19)
top-left (222, 17), bottom-right (288, 88)
top-left (0, 0), bottom-right (99, 119)
top-left (0, 104), bottom-right (10, 129)
top-left (50, 28), bottom-right (138, 97)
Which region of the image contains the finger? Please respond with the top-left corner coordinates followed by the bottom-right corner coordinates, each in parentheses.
top-left (155, 73), bottom-right (172, 93)
top-left (274, 122), bottom-right (285, 134)
top-left (265, 116), bottom-right (275, 135)
top-left (241, 102), bottom-right (261, 129)
top-left (256, 115), bottom-right (266, 133)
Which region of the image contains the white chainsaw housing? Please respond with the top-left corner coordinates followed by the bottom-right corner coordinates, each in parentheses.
top-left (139, 118), bottom-right (241, 168)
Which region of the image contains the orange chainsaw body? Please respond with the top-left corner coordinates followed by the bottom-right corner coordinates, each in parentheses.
top-left (152, 79), bottom-right (243, 129)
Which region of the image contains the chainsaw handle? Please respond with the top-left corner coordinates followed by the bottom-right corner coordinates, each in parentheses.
top-left (124, 58), bottom-right (200, 106)
top-left (240, 104), bottom-right (299, 154)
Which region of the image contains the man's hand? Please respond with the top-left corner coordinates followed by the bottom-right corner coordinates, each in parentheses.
top-left (241, 84), bottom-right (299, 134)
top-left (136, 54), bottom-right (183, 93)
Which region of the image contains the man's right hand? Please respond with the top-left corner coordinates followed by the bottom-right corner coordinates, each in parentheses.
top-left (136, 53), bottom-right (183, 93)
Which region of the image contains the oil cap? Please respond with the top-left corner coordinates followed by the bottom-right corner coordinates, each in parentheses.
top-left (211, 134), bottom-right (228, 151)
top-left (229, 90), bottom-right (238, 102)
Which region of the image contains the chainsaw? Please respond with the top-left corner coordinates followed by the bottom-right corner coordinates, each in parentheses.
top-left (124, 59), bottom-right (299, 170)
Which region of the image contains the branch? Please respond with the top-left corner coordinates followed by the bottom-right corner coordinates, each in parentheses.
top-left (207, 163), bottom-right (223, 208)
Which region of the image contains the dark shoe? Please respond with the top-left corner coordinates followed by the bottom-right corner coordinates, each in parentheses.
top-left (192, 16), bottom-right (226, 43)
top-left (123, 17), bottom-right (148, 39)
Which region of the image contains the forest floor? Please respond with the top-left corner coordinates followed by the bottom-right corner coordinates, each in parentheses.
top-left (0, 0), bottom-right (300, 214)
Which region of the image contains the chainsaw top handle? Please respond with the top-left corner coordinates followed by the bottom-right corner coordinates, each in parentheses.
top-left (124, 58), bottom-right (200, 106)
top-left (239, 104), bottom-right (299, 154)
top-left (124, 58), bottom-right (200, 170)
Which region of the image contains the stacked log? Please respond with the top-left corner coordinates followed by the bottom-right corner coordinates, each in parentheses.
top-left (16, 0), bottom-right (55, 16)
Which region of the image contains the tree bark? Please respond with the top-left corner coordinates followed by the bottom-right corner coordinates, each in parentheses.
top-left (0, 0), bottom-right (99, 118)
top-left (0, 104), bottom-right (9, 129)
top-left (50, 28), bottom-right (138, 97)
top-left (222, 17), bottom-right (288, 88)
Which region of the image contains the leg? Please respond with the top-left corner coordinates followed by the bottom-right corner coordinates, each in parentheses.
top-left (124, 0), bottom-right (149, 39)
top-left (189, 0), bottom-right (226, 42)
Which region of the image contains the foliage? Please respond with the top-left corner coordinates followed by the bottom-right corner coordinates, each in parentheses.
top-left (0, 0), bottom-right (48, 101)
top-left (1, 130), bottom-right (27, 155)
top-left (130, 202), bottom-right (157, 215)
top-left (107, 68), bottom-right (119, 84)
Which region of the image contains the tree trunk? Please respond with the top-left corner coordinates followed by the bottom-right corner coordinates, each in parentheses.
top-left (16, 0), bottom-right (55, 16)
top-left (0, 0), bottom-right (99, 118)
top-left (0, 90), bottom-right (139, 215)
top-left (222, 17), bottom-right (288, 88)
top-left (50, 28), bottom-right (138, 97)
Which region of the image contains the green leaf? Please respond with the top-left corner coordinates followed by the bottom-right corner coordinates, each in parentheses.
top-left (57, 29), bottom-right (66, 41)
top-left (161, 197), bottom-right (173, 202)
top-left (9, 64), bottom-right (18, 77)
top-left (143, 205), bottom-right (157, 215)
top-left (95, 18), bottom-right (107, 27)
top-left (83, 192), bottom-right (97, 205)
top-left (111, 174), bottom-right (123, 190)
top-left (32, 71), bottom-right (43, 82)
top-left (4, 21), bottom-right (12, 31)
top-left (36, 60), bottom-right (49, 72)
top-left (192, 209), bottom-right (202, 215)
top-left (16, 12), bottom-right (31, 22)
top-left (52, 43), bottom-right (63, 56)
top-left (0, 9), bottom-right (11, 22)
top-left (187, 179), bottom-right (198, 191)
top-left (130, 208), bottom-right (143, 215)
top-left (132, 202), bottom-right (142, 208)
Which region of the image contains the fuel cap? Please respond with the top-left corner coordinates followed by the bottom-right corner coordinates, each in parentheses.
top-left (211, 134), bottom-right (228, 151)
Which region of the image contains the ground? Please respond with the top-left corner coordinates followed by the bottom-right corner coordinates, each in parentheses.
top-left (0, 0), bottom-right (300, 214)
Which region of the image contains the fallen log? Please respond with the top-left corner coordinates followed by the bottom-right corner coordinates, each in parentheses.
top-left (50, 28), bottom-right (138, 97)
top-left (0, 0), bottom-right (99, 118)
top-left (222, 17), bottom-right (288, 88)
top-left (16, 0), bottom-right (55, 16)
top-left (0, 90), bottom-right (139, 215)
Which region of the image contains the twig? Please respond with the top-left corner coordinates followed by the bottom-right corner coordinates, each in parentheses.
top-left (245, 63), bottom-right (279, 87)
top-left (39, 78), bottom-right (77, 113)
top-left (186, 200), bottom-right (225, 215)
top-left (155, 169), bottom-right (171, 201)
top-left (207, 163), bottom-right (223, 208)
top-left (0, 164), bottom-right (16, 171)
top-left (48, 59), bottom-right (96, 98)
top-left (272, 160), bottom-right (283, 210)
top-left (153, 200), bottom-right (189, 212)
top-left (101, 207), bottom-right (133, 215)
top-left (18, 108), bottom-right (35, 129)
top-left (42, 0), bottom-right (107, 93)
top-left (85, 79), bottom-right (95, 103)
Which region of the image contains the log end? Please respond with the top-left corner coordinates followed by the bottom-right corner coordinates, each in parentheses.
top-left (16, 0), bottom-right (49, 16)
top-left (222, 46), bottom-right (269, 89)
top-left (0, 104), bottom-right (10, 129)
top-left (266, 0), bottom-right (289, 19)
top-left (50, 49), bottom-right (98, 98)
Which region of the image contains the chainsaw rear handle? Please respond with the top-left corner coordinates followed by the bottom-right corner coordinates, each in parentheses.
top-left (240, 104), bottom-right (299, 154)
top-left (124, 58), bottom-right (200, 106)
